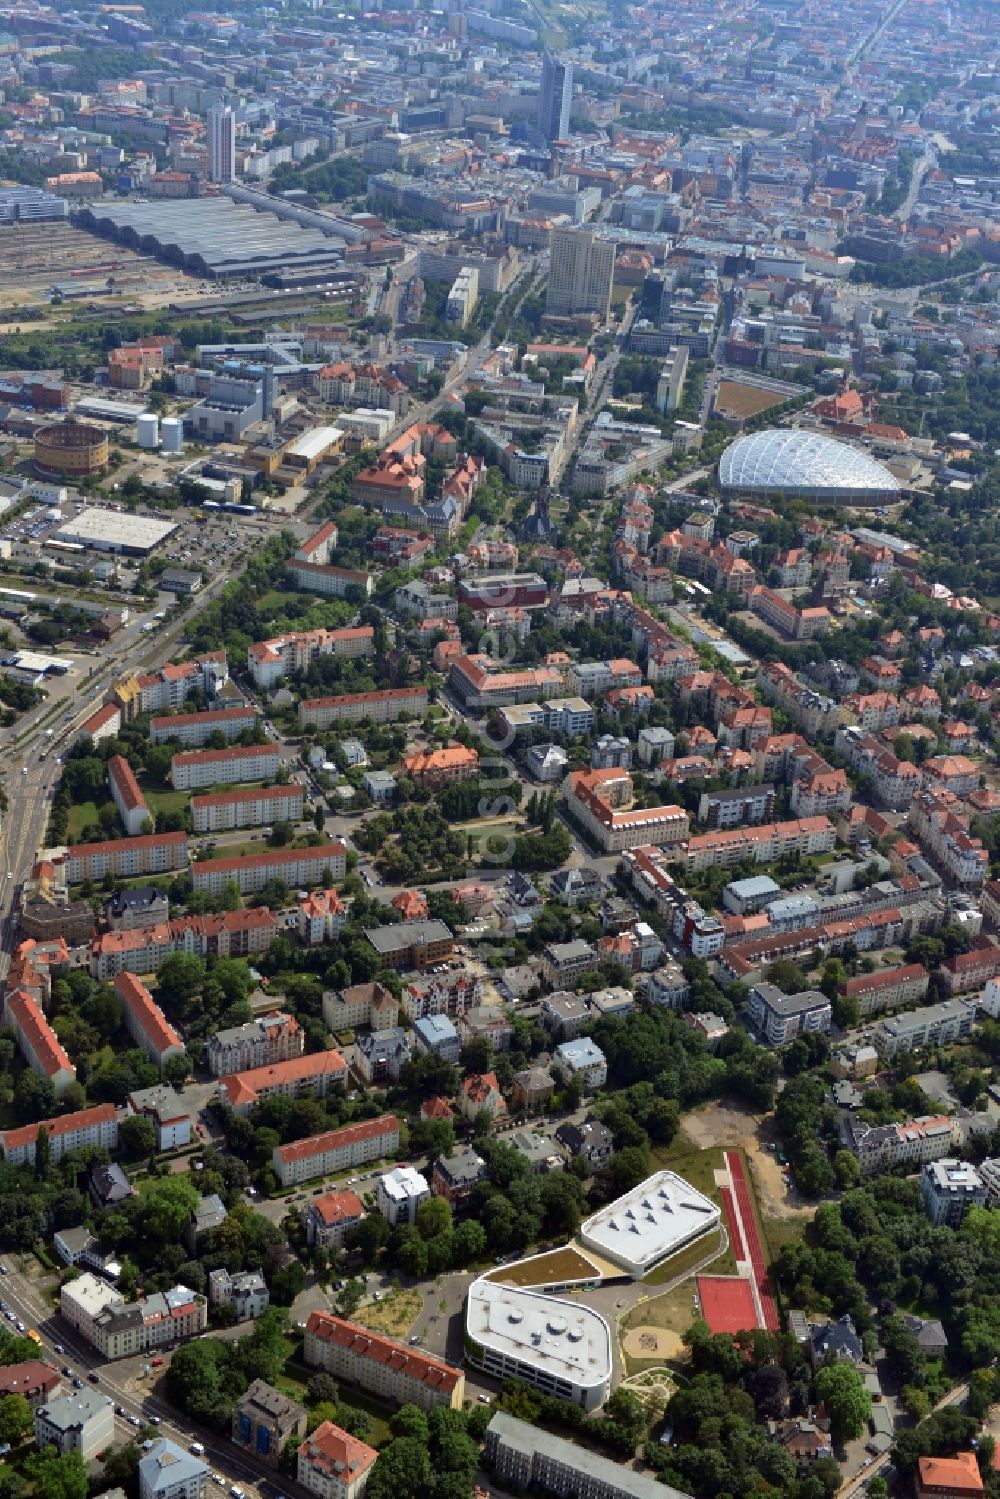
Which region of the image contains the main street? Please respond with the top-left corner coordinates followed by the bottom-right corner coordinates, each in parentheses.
top-left (0, 1254), bottom-right (278, 1499)
top-left (0, 554), bottom-right (252, 980)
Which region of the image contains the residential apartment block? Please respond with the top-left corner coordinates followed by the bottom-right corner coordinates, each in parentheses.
top-left (91, 1284), bottom-right (208, 1361)
top-left (150, 706), bottom-right (258, 746)
top-left (843, 1114), bottom-right (953, 1176)
top-left (305, 1190), bottom-right (366, 1250)
top-left (0, 1103), bottom-right (118, 1166)
top-left (59, 831), bottom-right (189, 885)
top-left (171, 743), bottom-right (280, 791)
top-left (842, 964), bottom-right (930, 1017)
top-left (114, 971), bottom-right (185, 1074)
top-left (248, 627), bottom-right (375, 689)
top-left (323, 981), bottom-right (399, 1034)
top-left (564, 768), bottom-right (689, 855)
top-left (298, 889), bottom-right (347, 945)
top-left (921, 1159), bottom-right (987, 1227)
top-left (108, 754), bottom-right (150, 836)
top-left (4, 988), bottom-right (76, 1096)
top-left (219, 1050), bottom-right (347, 1115)
top-left (682, 816), bottom-right (836, 874)
top-left (698, 785), bottom-right (776, 830)
top-left (304, 1311), bottom-right (464, 1411)
top-left (297, 1420), bottom-right (378, 1499)
top-left (205, 1012), bottom-right (303, 1076)
top-left (35, 1389), bottom-right (114, 1461)
top-left (484, 1413), bottom-right (681, 1499)
top-left (874, 999), bottom-right (977, 1059)
top-left (90, 908), bottom-right (277, 980)
top-left (298, 687), bottom-right (429, 729)
top-left (190, 783), bottom-right (304, 833)
top-left (273, 1114), bottom-right (400, 1188)
top-left (746, 982), bottom-right (831, 1047)
top-left (191, 842), bottom-right (347, 896)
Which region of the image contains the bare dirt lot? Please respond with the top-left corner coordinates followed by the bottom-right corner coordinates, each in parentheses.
top-left (714, 380), bottom-right (787, 420)
top-left (622, 1326), bottom-right (685, 1363)
top-left (680, 1101), bottom-right (813, 1228)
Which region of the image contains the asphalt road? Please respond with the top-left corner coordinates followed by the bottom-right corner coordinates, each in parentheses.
top-left (0, 553), bottom-right (251, 979)
top-left (0, 1253), bottom-right (282, 1499)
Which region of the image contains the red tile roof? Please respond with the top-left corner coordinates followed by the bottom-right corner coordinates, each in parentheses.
top-left (0, 1102), bottom-right (116, 1152)
top-left (219, 1049), bottom-right (347, 1108)
top-left (299, 1421), bottom-right (377, 1483)
top-left (65, 831), bottom-right (187, 859)
top-left (309, 1189), bottom-right (365, 1227)
top-left (193, 842), bottom-right (346, 877)
top-left (275, 1113), bottom-right (398, 1164)
top-left (108, 754), bottom-right (146, 813)
top-left (114, 971), bottom-right (183, 1058)
top-left (172, 743), bottom-right (278, 768)
top-left (5, 990), bottom-right (73, 1079)
top-left (305, 1310), bottom-right (462, 1394)
top-left (151, 706), bottom-right (256, 732)
top-left (190, 784), bottom-right (303, 810)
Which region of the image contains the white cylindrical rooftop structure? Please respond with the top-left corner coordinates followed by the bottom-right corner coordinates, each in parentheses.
top-left (160, 417), bottom-right (184, 454)
top-left (136, 413), bottom-right (159, 450)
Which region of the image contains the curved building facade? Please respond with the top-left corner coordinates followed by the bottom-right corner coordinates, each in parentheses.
top-left (34, 421), bottom-right (109, 479)
top-left (719, 428), bottom-right (899, 503)
top-left (464, 1278), bottom-right (612, 1410)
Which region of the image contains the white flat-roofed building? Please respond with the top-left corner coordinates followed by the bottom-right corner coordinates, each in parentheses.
top-left (52, 508), bottom-right (178, 555)
top-left (60, 1271), bottom-right (124, 1342)
top-left (920, 1158), bottom-right (987, 1226)
top-left (874, 998), bottom-right (976, 1059)
top-left (553, 1037), bottom-right (607, 1092)
top-left (579, 1170), bottom-right (720, 1278)
top-left (464, 1279), bottom-right (612, 1411)
top-left (376, 1165), bottom-right (430, 1226)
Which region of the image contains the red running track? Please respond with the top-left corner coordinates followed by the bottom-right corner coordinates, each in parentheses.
top-left (720, 1185), bottom-right (745, 1261)
top-left (726, 1150), bottom-right (779, 1331)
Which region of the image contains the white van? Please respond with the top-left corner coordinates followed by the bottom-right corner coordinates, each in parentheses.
top-left (190, 1443), bottom-right (205, 1456)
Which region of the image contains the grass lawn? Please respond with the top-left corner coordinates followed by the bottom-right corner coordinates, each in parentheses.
top-left (67, 799), bottom-right (113, 838)
top-left (648, 1141), bottom-right (725, 1200)
top-left (642, 1223), bottom-right (733, 1287)
top-left (144, 788), bottom-right (189, 819)
top-left (487, 1246), bottom-right (602, 1287)
top-left (257, 589), bottom-right (306, 613)
top-left (623, 1279), bottom-right (701, 1353)
top-left (353, 1288), bottom-right (422, 1338)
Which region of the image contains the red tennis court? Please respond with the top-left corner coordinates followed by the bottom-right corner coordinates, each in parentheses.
top-left (697, 1275), bottom-right (759, 1335)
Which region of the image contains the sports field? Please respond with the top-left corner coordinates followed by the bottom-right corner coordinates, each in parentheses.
top-left (696, 1275), bottom-right (758, 1335)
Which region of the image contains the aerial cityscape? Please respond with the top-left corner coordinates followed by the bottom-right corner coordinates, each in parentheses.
top-left (0, 3), bottom-right (999, 1499)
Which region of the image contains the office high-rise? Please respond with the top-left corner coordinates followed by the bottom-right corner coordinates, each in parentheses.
top-left (207, 104), bottom-right (236, 183)
top-left (546, 227), bottom-right (615, 323)
top-left (538, 51), bottom-right (572, 141)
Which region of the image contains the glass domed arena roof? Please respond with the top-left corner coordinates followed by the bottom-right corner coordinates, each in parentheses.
top-left (718, 428), bottom-right (900, 500)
